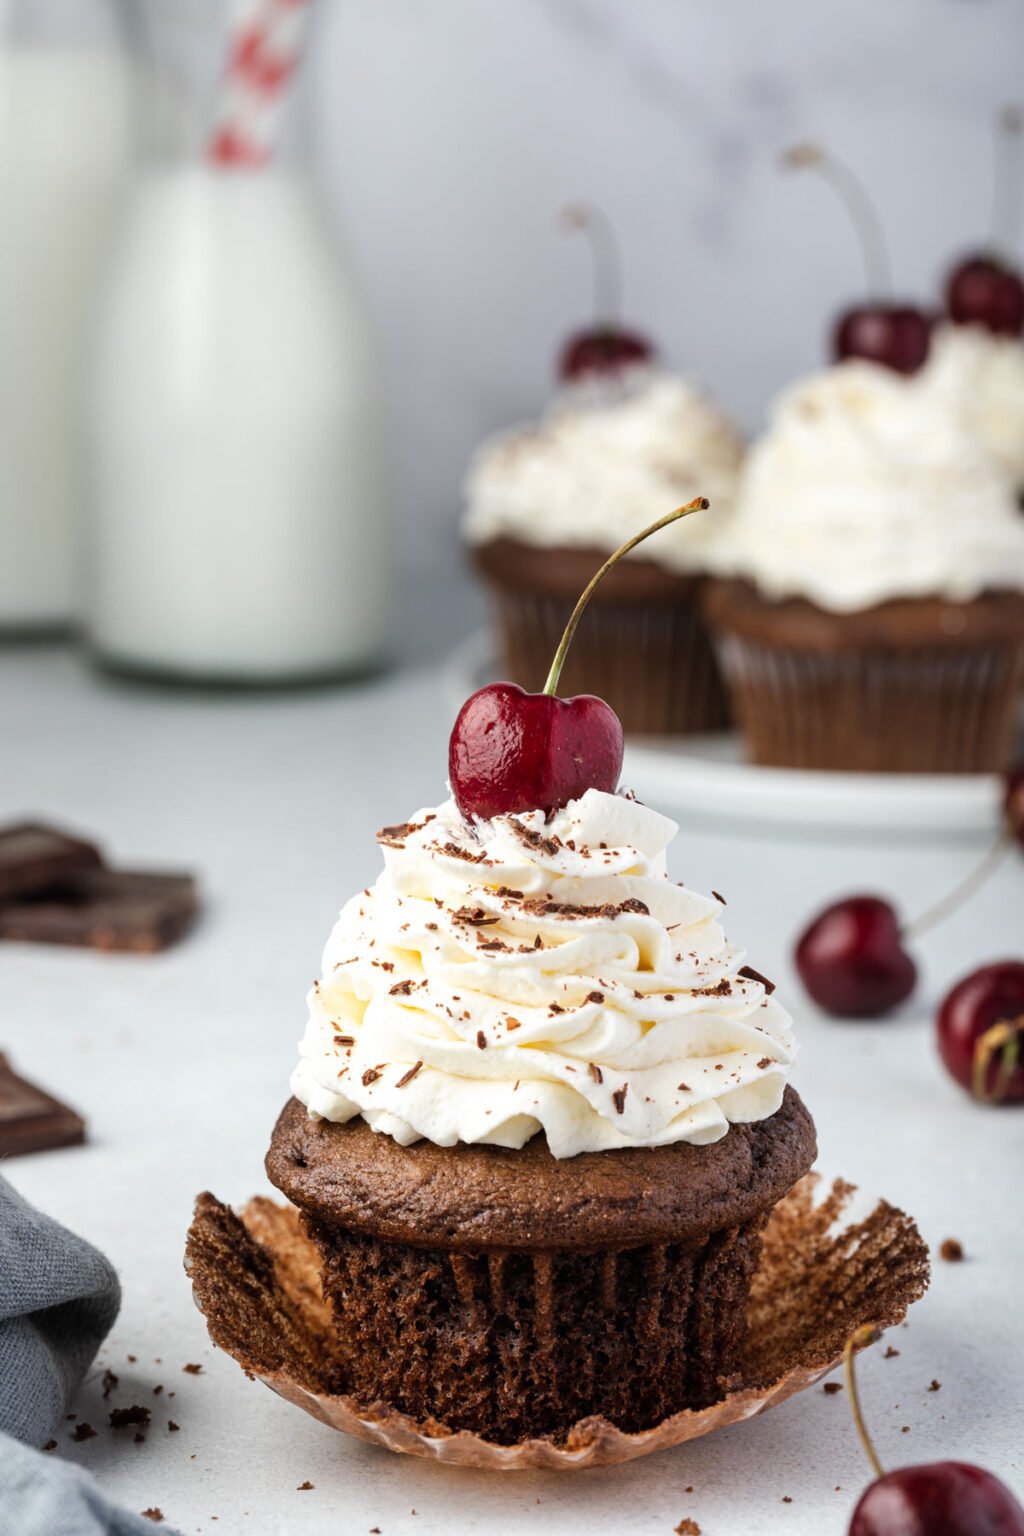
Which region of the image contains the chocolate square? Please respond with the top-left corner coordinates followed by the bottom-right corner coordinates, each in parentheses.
top-left (0, 870), bottom-right (198, 953)
top-left (0, 1055), bottom-right (85, 1156)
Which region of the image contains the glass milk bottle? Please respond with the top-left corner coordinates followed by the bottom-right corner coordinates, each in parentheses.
top-left (86, 0), bottom-right (391, 683)
top-left (0, 0), bottom-right (131, 632)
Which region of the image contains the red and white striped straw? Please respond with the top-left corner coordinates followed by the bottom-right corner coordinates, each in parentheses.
top-left (209, 0), bottom-right (314, 168)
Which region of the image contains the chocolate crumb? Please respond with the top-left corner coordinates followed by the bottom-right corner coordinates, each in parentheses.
top-left (939, 1237), bottom-right (964, 1262)
top-left (141, 1512), bottom-right (164, 1524)
top-left (395, 1061), bottom-right (423, 1088)
top-left (110, 1405), bottom-right (151, 1429)
top-left (101, 1368), bottom-right (119, 1399)
top-left (127, 1355), bottom-right (137, 1363)
top-left (72, 1423), bottom-right (96, 1442)
top-left (902, 1425), bottom-right (910, 1433)
top-left (757, 1056), bottom-right (774, 1069)
top-left (152, 1385), bottom-right (162, 1396)
top-left (168, 1421), bottom-right (180, 1432)
top-left (612, 1084), bottom-right (628, 1114)
top-left (182, 1363), bottom-right (202, 1375)
top-left (586, 991), bottom-right (605, 1005)
top-left (928, 1379), bottom-right (941, 1392)
top-left (297, 1481), bottom-right (314, 1491)
top-left (42, 1440), bottom-right (57, 1452)
top-left (782, 1496), bottom-right (793, 1503)
top-left (738, 964), bottom-right (776, 994)
top-left (823, 1381), bottom-right (843, 1395)
top-left (884, 1346), bottom-right (900, 1359)
top-left (133, 1433), bottom-right (145, 1444)
top-left (476, 1031), bottom-right (487, 1050)
top-left (675, 1521), bottom-right (701, 1535)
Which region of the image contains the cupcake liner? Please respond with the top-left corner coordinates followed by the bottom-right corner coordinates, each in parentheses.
top-left (715, 632), bottom-right (1024, 773)
top-left (185, 1173), bottom-right (929, 1470)
top-left (485, 583), bottom-right (730, 737)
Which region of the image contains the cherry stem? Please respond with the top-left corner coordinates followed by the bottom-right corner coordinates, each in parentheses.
top-left (902, 830), bottom-right (1012, 944)
top-left (992, 104), bottom-right (1024, 258)
top-left (843, 1326), bottom-right (886, 1482)
top-left (542, 498), bottom-right (710, 697)
top-left (561, 202), bottom-right (624, 328)
top-left (972, 1016), bottom-right (1023, 1102)
top-left (782, 143), bottom-right (891, 298)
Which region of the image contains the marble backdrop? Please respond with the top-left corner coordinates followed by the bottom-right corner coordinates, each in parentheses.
top-left (312, 0), bottom-right (1023, 583)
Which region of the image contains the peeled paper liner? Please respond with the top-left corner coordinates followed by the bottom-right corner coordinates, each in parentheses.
top-left (185, 1173), bottom-right (929, 1470)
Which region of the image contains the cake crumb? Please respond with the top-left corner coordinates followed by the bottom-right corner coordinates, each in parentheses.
top-left (939, 1238), bottom-right (964, 1263)
top-left (902, 1425), bottom-right (911, 1433)
top-left (110, 1406), bottom-right (152, 1430)
top-left (297, 1481), bottom-right (314, 1491)
top-left (782, 1495), bottom-right (793, 1503)
top-left (675, 1521), bottom-right (701, 1535)
top-left (182, 1363), bottom-right (203, 1375)
top-left (168, 1421), bottom-right (180, 1433)
top-left (42, 1440), bottom-right (57, 1452)
top-left (72, 1423), bottom-right (96, 1442)
top-left (823, 1381), bottom-right (843, 1395)
top-left (101, 1368), bottom-right (119, 1399)
top-left (884, 1345), bottom-right (900, 1359)
top-left (928, 1379), bottom-right (941, 1392)
top-left (141, 1511), bottom-right (163, 1524)
top-left (127, 1354), bottom-right (137, 1363)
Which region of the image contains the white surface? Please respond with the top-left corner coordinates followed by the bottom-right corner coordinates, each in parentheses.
top-left (0, 47), bottom-right (131, 626)
top-left (446, 630), bottom-right (1007, 836)
top-left (87, 166), bottom-right (390, 680)
top-left (1, 646), bottom-right (1022, 1536)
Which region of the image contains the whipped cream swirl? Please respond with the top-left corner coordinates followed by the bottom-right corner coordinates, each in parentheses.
top-left (292, 790), bottom-right (795, 1158)
top-left (461, 372), bottom-right (744, 573)
top-left (724, 360), bottom-right (1024, 611)
top-left (921, 322), bottom-right (1024, 490)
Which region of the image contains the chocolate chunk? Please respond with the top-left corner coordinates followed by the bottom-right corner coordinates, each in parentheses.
top-left (0, 823), bottom-right (101, 901)
top-left (0, 1054), bottom-right (85, 1157)
top-left (0, 869), bottom-right (197, 953)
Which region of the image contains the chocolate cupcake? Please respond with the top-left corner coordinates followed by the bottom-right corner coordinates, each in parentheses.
top-left (269, 788), bottom-right (814, 1443)
top-left (705, 361), bottom-right (1024, 773)
top-left (462, 373), bottom-right (743, 735)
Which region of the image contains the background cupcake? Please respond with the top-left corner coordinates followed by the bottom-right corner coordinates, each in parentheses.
top-left (462, 371), bottom-right (743, 735)
top-left (704, 360), bottom-right (1024, 773)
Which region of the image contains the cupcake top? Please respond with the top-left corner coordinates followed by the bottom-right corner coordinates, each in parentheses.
top-left (920, 322), bottom-right (1024, 490)
top-left (723, 360), bottom-right (1024, 613)
top-left (461, 372), bottom-right (743, 573)
top-left (292, 788), bottom-right (795, 1159)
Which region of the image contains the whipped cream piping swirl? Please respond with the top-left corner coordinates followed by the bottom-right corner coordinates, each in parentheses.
top-left (292, 790), bottom-right (796, 1158)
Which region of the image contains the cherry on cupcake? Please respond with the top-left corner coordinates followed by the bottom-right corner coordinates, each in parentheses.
top-left (937, 961), bottom-right (1024, 1104)
top-left (449, 498), bottom-right (708, 820)
top-left (557, 203), bottom-right (654, 381)
top-left (782, 144), bottom-right (931, 374)
top-left (946, 106), bottom-right (1024, 337)
top-left (795, 763), bottom-right (1022, 1019)
top-left (843, 1327), bottom-right (1024, 1535)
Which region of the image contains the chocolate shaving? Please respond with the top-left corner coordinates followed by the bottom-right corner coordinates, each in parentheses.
top-left (757, 1057), bottom-right (774, 1070)
top-left (520, 896), bottom-right (649, 921)
top-left (333, 1035), bottom-right (355, 1048)
top-left (586, 991), bottom-right (605, 1005)
top-left (712, 890), bottom-right (727, 905)
top-left (376, 818), bottom-right (433, 847)
top-left (588, 1063), bottom-right (603, 1084)
top-left (436, 842), bottom-right (490, 865)
top-left (739, 964), bottom-right (776, 995)
top-left (507, 819), bottom-right (562, 858)
top-left (361, 1069), bottom-right (381, 1087)
top-left (495, 886), bottom-right (524, 900)
top-left (452, 906), bottom-right (500, 927)
top-left (395, 1061), bottom-right (423, 1088)
top-left (388, 979), bottom-right (415, 996)
top-left (504, 1017), bottom-right (522, 1031)
top-left (612, 1084), bottom-right (628, 1114)
top-left (693, 979), bottom-right (732, 997)
top-left (476, 1031), bottom-right (487, 1050)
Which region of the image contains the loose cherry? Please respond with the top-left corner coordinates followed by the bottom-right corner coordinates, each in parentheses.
top-left (557, 203), bottom-right (654, 381)
top-left (796, 763), bottom-right (1023, 1020)
top-left (844, 1328), bottom-right (1024, 1535)
top-left (795, 897), bottom-right (917, 1019)
top-left (937, 961), bottom-right (1024, 1104)
top-left (946, 107), bottom-right (1024, 337)
top-left (783, 144), bottom-right (931, 375)
top-left (449, 498), bottom-right (708, 821)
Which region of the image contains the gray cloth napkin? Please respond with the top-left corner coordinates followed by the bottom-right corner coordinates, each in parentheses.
top-left (0, 1171), bottom-right (179, 1536)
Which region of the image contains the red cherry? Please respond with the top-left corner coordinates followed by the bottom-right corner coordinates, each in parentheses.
top-left (850, 1462), bottom-right (1024, 1535)
top-left (937, 961), bottom-right (1024, 1103)
top-left (449, 682), bottom-right (623, 821)
top-left (834, 305), bottom-right (932, 374)
top-left (795, 897), bottom-right (917, 1018)
top-left (449, 498), bottom-right (707, 821)
top-left (947, 255), bottom-right (1024, 336)
top-left (1005, 764), bottom-right (1024, 849)
top-left (558, 326), bottom-right (654, 381)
